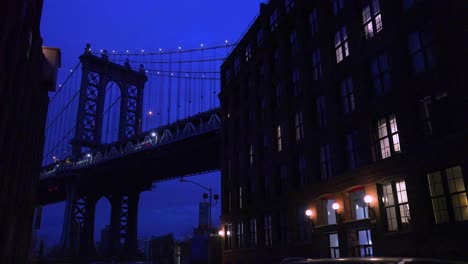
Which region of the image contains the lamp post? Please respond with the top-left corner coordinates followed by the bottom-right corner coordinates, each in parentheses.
top-left (332, 202), bottom-right (340, 224)
top-left (179, 177), bottom-right (218, 232)
top-left (364, 195), bottom-right (373, 219)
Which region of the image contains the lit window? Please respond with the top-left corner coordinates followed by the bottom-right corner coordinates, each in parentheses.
top-left (312, 49), bottom-right (322, 80)
top-left (362, 0), bottom-right (383, 39)
top-left (257, 29), bottom-right (264, 46)
top-left (239, 186), bottom-right (243, 209)
top-left (349, 189), bottom-right (369, 220)
top-left (320, 144), bottom-right (332, 181)
top-left (335, 26), bottom-right (350, 63)
top-left (285, 0), bottom-right (295, 13)
top-left (276, 125), bottom-right (283, 152)
top-left (322, 199), bottom-right (337, 225)
top-left (428, 166), bottom-right (468, 224)
top-left (371, 54), bottom-right (391, 96)
top-left (356, 229), bottom-right (373, 256)
top-left (290, 30), bottom-right (297, 56)
top-left (270, 9), bottom-right (279, 31)
top-left (316, 96), bottom-right (327, 128)
top-left (249, 144), bottom-right (255, 167)
top-left (237, 222), bottom-right (244, 248)
top-left (329, 233), bottom-right (340, 258)
top-left (408, 31), bottom-right (436, 73)
top-left (245, 44), bottom-right (252, 62)
top-left (380, 179), bottom-right (411, 232)
top-left (309, 9), bottom-right (319, 36)
top-left (346, 130), bottom-right (359, 170)
top-left (340, 76), bottom-right (355, 114)
top-left (234, 57), bottom-right (241, 74)
top-left (264, 215), bottom-right (273, 246)
top-left (292, 68), bottom-right (300, 96)
top-left (332, 0), bottom-right (344, 15)
top-left (295, 112), bottom-right (304, 142)
top-left (249, 218), bottom-right (257, 247)
top-left (374, 114), bottom-right (400, 160)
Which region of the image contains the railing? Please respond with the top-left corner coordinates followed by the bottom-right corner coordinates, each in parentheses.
top-left (40, 112), bottom-right (222, 179)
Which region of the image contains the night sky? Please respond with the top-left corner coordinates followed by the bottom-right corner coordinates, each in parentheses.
top-left (38, 0), bottom-right (261, 247)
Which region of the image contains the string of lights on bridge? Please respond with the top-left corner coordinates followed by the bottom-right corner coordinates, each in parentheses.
top-left (43, 41), bottom-right (232, 166)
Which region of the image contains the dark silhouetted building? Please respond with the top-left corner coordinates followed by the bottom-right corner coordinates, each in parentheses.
top-left (1, 1), bottom-right (60, 262)
top-left (149, 234), bottom-right (178, 264)
top-left (220, 0), bottom-right (467, 263)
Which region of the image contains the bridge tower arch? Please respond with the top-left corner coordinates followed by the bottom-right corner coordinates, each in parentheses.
top-left (71, 44), bottom-right (147, 157)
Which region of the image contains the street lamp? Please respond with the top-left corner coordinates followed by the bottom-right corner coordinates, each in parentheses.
top-left (332, 202), bottom-right (340, 224)
top-left (218, 230), bottom-right (225, 237)
top-left (364, 195), bottom-right (374, 219)
top-left (179, 177), bottom-right (219, 232)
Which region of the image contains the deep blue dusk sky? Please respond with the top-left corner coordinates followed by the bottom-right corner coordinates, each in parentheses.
top-left (38, 0), bottom-right (261, 247)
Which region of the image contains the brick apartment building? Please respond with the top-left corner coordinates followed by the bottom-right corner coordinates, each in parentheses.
top-left (219, 0), bottom-right (467, 263)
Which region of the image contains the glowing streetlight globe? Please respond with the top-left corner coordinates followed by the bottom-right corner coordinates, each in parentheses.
top-left (332, 202), bottom-right (340, 210)
top-left (364, 195), bottom-right (373, 204)
top-left (218, 230), bottom-right (225, 237)
top-left (226, 231), bottom-right (231, 236)
top-left (305, 209), bottom-right (313, 217)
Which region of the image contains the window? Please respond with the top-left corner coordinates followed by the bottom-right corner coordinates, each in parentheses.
top-left (371, 54), bottom-right (391, 96)
top-left (264, 215), bottom-right (272, 246)
top-left (295, 112), bottom-right (304, 142)
top-left (249, 218), bottom-right (257, 247)
top-left (234, 57), bottom-right (241, 74)
top-left (316, 96), bottom-right (327, 128)
top-left (257, 28), bottom-right (264, 46)
top-left (419, 97), bottom-right (433, 136)
top-left (237, 222), bottom-right (244, 248)
top-left (298, 155), bottom-right (307, 186)
top-left (309, 9), bottom-right (319, 36)
top-left (408, 31), bottom-right (436, 73)
top-left (249, 144), bottom-right (255, 167)
top-left (322, 199), bottom-right (337, 225)
top-left (340, 77), bottom-right (355, 114)
top-left (276, 125), bottom-right (283, 152)
top-left (270, 9), bottom-right (279, 31)
top-left (346, 130), bottom-right (359, 170)
top-left (312, 49), bottom-right (322, 80)
top-left (320, 144), bottom-right (332, 181)
top-left (428, 166), bottom-right (468, 224)
top-left (380, 180), bottom-right (411, 231)
top-left (245, 44), bottom-right (252, 62)
top-left (349, 189), bottom-right (369, 220)
top-left (332, 0), bottom-right (344, 15)
top-left (362, 0), bottom-right (383, 39)
top-left (329, 233), bottom-right (340, 258)
top-left (225, 223), bottom-right (233, 249)
top-left (356, 229), bottom-right (373, 256)
top-left (290, 31), bottom-right (297, 56)
top-left (275, 82), bottom-right (281, 106)
top-left (292, 68), bottom-right (300, 96)
top-left (239, 186), bottom-right (243, 209)
top-left (297, 206), bottom-right (312, 242)
top-left (335, 26), bottom-right (350, 63)
top-left (374, 114), bottom-right (401, 160)
top-left (285, 0), bottom-right (295, 13)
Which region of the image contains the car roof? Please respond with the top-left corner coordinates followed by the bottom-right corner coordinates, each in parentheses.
top-left (280, 257), bottom-right (468, 264)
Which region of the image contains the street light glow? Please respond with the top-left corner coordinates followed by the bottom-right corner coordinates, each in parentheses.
top-left (151, 132), bottom-right (156, 137)
top-left (305, 209), bottom-right (313, 217)
top-left (332, 202), bottom-right (340, 210)
top-left (364, 195), bottom-right (373, 204)
top-left (86, 153), bottom-right (91, 158)
top-left (218, 230), bottom-right (225, 237)
top-left (226, 231), bottom-right (231, 236)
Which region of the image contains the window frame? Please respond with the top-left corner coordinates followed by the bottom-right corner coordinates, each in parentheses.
top-left (276, 124), bottom-right (283, 152)
top-left (371, 53), bottom-right (391, 96)
top-left (335, 26), bottom-right (350, 63)
top-left (295, 111), bottom-right (304, 142)
top-left (264, 215), bottom-right (273, 246)
top-left (373, 114), bottom-right (401, 160)
top-left (312, 48), bottom-right (322, 80)
top-left (320, 144), bottom-right (332, 181)
top-left (379, 179), bottom-right (411, 232)
top-left (340, 76), bottom-right (355, 114)
top-left (309, 9), bottom-right (319, 36)
top-left (362, 0), bottom-right (383, 39)
top-left (270, 9), bottom-right (279, 31)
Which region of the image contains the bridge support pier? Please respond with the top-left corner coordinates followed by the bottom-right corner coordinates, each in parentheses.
top-left (60, 184), bottom-right (98, 260)
top-left (108, 191), bottom-right (140, 259)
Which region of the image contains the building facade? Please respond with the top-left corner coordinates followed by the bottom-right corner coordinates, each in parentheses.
top-left (219, 0), bottom-right (468, 263)
top-left (0, 1), bottom-right (59, 262)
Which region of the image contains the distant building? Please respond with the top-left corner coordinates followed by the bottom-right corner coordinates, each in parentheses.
top-left (149, 234), bottom-right (178, 264)
top-left (137, 237), bottom-right (151, 259)
top-left (0, 0), bottom-right (60, 262)
top-left (220, 0), bottom-right (467, 263)
top-left (96, 225), bottom-right (111, 257)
